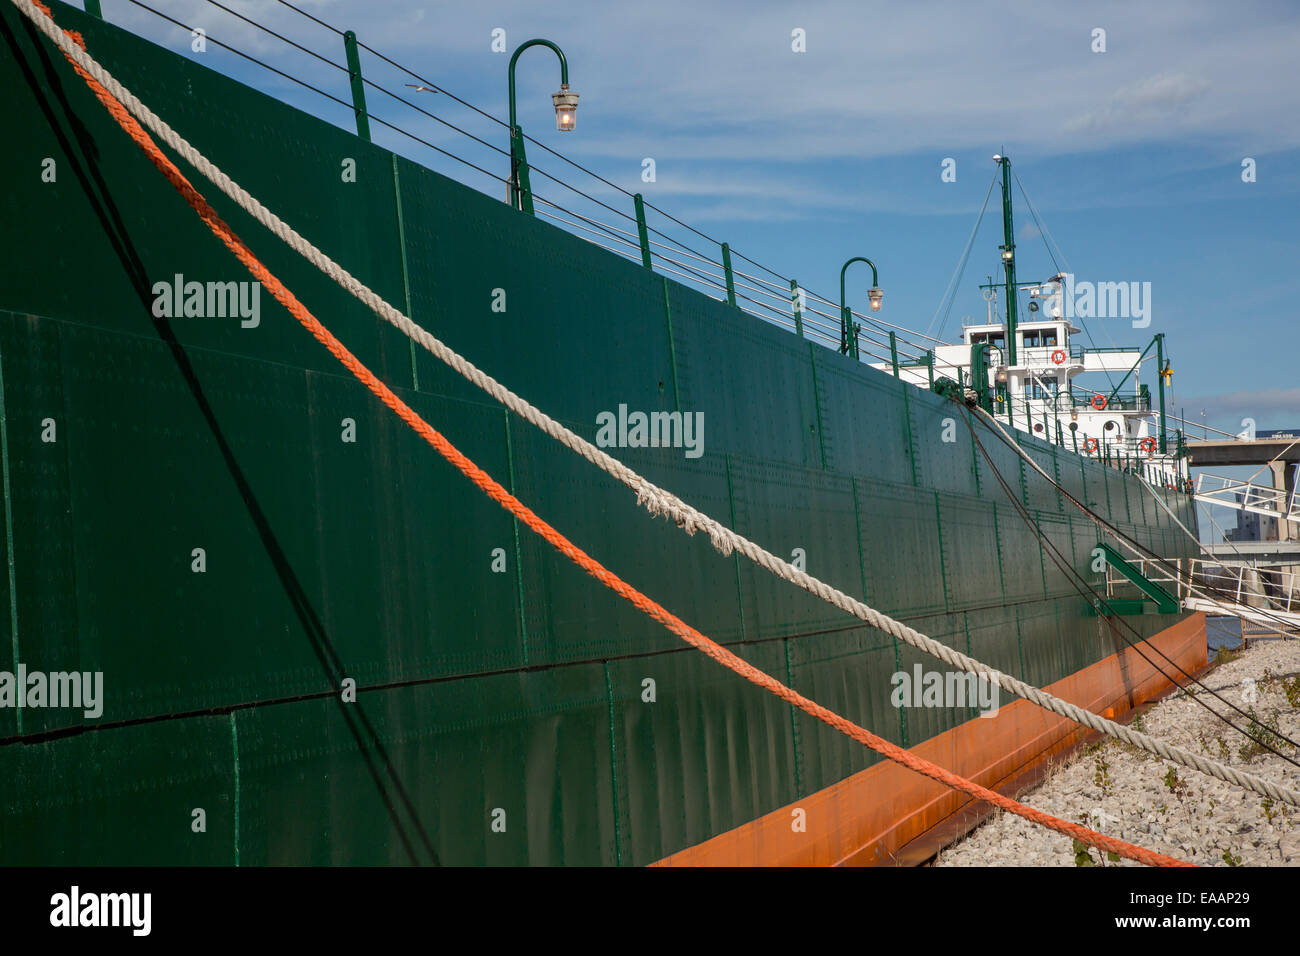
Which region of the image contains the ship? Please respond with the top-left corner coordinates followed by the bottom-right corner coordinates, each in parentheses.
top-left (0, 1), bottom-right (1208, 866)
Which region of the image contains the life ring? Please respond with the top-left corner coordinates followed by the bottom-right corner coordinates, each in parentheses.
top-left (1051, 349), bottom-right (1066, 365)
top-left (1090, 394), bottom-right (1107, 410)
top-left (1083, 437), bottom-right (1099, 454)
top-left (1139, 437), bottom-right (1156, 454)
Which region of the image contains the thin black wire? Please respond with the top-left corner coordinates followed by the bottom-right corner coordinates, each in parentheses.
top-left (974, 398), bottom-right (1300, 639)
top-left (958, 405), bottom-right (1300, 765)
top-left (1013, 169), bottom-right (1119, 396)
top-left (201, 0), bottom-right (509, 158)
top-left (358, 46), bottom-right (509, 130)
top-left (1015, 173), bottom-right (1060, 276)
top-left (273, 0), bottom-right (342, 36)
top-left (211, 0), bottom-right (946, 362)
top-left (530, 198), bottom-right (883, 356)
top-left (265, 0), bottom-right (947, 356)
top-left (203, 0), bottom-right (345, 73)
top-left (278, 0), bottom-right (798, 286)
top-left (193, 0), bottom-right (896, 358)
top-left (532, 196), bottom-right (641, 252)
top-left (525, 163), bottom-right (638, 223)
top-left (124, 0), bottom-right (506, 185)
top-left (928, 168), bottom-right (999, 342)
top-left (197, 3), bottom-right (1154, 374)
top-left (279, 0), bottom-right (512, 130)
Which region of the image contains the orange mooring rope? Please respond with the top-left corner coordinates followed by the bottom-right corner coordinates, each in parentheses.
top-left (34, 2), bottom-right (1192, 867)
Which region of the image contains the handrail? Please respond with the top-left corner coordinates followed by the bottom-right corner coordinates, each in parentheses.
top-left (112, 0), bottom-right (1206, 438)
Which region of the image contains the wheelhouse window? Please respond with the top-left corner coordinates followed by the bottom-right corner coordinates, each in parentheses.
top-left (1026, 377), bottom-right (1059, 400)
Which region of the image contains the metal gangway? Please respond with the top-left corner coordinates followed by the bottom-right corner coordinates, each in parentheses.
top-left (1103, 555), bottom-right (1300, 635)
top-left (1193, 472), bottom-right (1300, 526)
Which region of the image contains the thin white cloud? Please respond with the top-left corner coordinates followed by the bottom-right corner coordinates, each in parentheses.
top-left (1065, 72), bottom-right (1211, 134)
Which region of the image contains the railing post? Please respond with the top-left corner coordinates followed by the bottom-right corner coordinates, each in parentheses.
top-left (633, 193), bottom-right (652, 269)
top-left (509, 126), bottom-right (535, 215)
top-left (84, 0), bottom-right (103, 17)
top-left (889, 331), bottom-right (900, 377)
top-left (343, 31), bottom-right (372, 142)
top-left (789, 280), bottom-right (804, 337)
top-left (721, 243), bottom-right (737, 307)
top-left (927, 350), bottom-right (935, 387)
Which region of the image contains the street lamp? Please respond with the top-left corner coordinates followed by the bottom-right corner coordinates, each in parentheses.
top-left (507, 39), bottom-right (578, 215)
top-left (839, 256), bottom-right (881, 357)
top-left (552, 87), bottom-right (579, 131)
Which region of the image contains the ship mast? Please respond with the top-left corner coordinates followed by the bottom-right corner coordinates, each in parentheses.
top-left (995, 154), bottom-right (1018, 366)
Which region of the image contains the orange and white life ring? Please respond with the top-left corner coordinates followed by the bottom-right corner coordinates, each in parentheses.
top-left (1051, 349), bottom-right (1066, 365)
top-left (1083, 437), bottom-right (1099, 454)
top-left (1090, 394), bottom-right (1107, 410)
top-left (1139, 437), bottom-right (1156, 454)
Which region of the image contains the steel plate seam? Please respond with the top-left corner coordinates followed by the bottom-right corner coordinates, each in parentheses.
top-left (660, 277), bottom-right (680, 413)
top-left (390, 154), bottom-right (419, 392)
top-left (602, 662), bottom-right (623, 866)
top-left (808, 343), bottom-right (827, 469)
top-left (933, 491), bottom-right (951, 613)
top-left (782, 638), bottom-right (804, 798)
top-left (503, 411), bottom-right (528, 667)
top-left (850, 477), bottom-right (869, 604)
top-left (724, 452), bottom-right (746, 641)
top-left (0, 336), bottom-right (18, 735)
top-left (901, 378), bottom-right (918, 487)
top-left (230, 711), bottom-right (241, 866)
top-left (991, 501), bottom-right (1007, 605)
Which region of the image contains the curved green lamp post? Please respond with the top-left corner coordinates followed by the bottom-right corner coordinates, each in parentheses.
top-left (839, 257), bottom-right (883, 358)
top-left (507, 39), bottom-right (578, 215)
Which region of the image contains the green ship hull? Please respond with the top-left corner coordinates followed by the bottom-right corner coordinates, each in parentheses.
top-left (0, 2), bottom-right (1200, 865)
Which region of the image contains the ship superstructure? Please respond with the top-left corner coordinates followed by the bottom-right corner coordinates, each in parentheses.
top-left (871, 156), bottom-right (1187, 490)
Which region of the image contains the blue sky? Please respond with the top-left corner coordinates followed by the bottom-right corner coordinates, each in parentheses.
top-left (96, 0), bottom-right (1300, 439)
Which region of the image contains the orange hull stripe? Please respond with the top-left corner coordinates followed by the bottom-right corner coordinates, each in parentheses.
top-left (654, 613), bottom-right (1207, 866)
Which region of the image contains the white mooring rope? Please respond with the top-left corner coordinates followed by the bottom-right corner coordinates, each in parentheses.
top-left (15, 0), bottom-right (1299, 808)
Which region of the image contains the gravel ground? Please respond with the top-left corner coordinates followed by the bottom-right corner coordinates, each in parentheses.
top-left (934, 637), bottom-right (1300, 867)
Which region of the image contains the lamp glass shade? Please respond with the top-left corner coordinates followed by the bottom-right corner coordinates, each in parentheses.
top-left (552, 87), bottom-right (579, 131)
top-left (867, 287), bottom-right (883, 312)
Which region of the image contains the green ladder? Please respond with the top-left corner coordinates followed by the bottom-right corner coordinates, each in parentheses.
top-left (1090, 543), bottom-right (1180, 616)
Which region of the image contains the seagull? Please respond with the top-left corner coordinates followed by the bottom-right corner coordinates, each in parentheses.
top-left (405, 83), bottom-right (439, 94)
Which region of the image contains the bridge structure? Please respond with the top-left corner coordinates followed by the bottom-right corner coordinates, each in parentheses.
top-left (1156, 426), bottom-right (1300, 633)
top-left (1185, 427), bottom-right (1299, 542)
